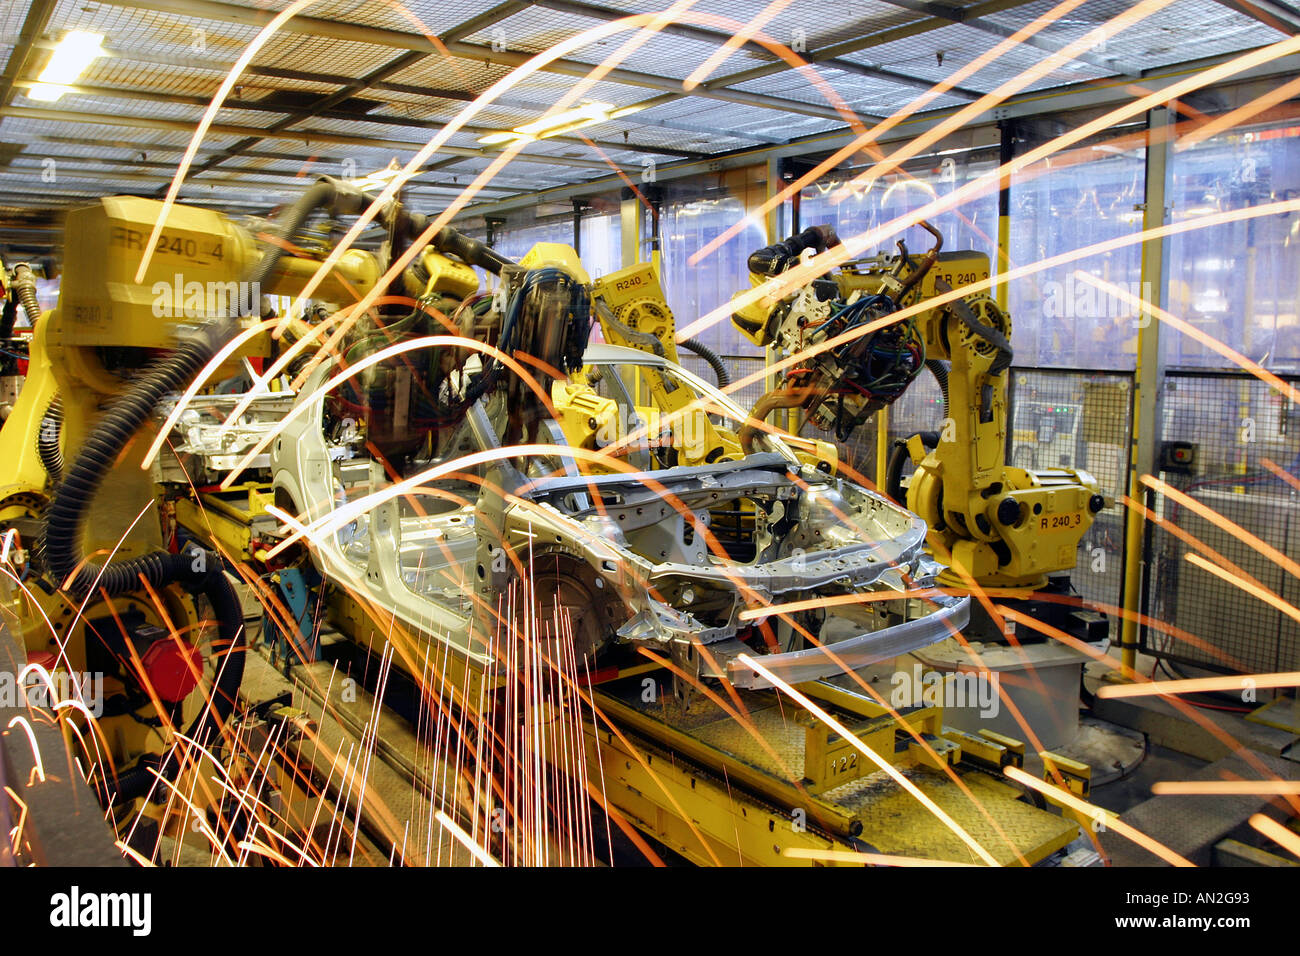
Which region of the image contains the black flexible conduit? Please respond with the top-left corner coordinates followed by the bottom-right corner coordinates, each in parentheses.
top-left (680, 337), bottom-right (731, 389)
top-left (51, 178), bottom-right (341, 804)
top-left (885, 430), bottom-right (940, 506)
top-left (925, 358), bottom-right (950, 419)
top-left (37, 394), bottom-right (62, 485)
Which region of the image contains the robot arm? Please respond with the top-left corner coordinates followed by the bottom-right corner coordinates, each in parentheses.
top-left (731, 221), bottom-right (1104, 590)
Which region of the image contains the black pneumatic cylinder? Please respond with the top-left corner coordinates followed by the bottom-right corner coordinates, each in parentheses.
top-left (747, 225), bottom-right (840, 276)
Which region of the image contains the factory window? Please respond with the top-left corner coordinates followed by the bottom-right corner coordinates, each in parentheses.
top-left (797, 135), bottom-right (1001, 283)
top-left (490, 214), bottom-right (575, 263)
top-left (578, 208), bottom-right (622, 279)
top-left (1164, 115), bottom-right (1300, 371)
top-left (1007, 120), bottom-right (1147, 371)
top-left (655, 167), bottom-right (772, 360)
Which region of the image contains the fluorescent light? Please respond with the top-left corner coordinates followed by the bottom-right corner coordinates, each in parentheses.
top-left (477, 101), bottom-right (618, 146)
top-left (477, 131), bottom-right (527, 146)
top-left (349, 160), bottom-right (411, 192)
top-left (29, 30), bottom-right (104, 102)
top-left (516, 102), bottom-right (613, 136)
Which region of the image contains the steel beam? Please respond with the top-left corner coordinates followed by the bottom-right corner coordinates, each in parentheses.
top-left (8, 36), bottom-right (787, 145)
top-left (5, 151), bottom-right (522, 194)
top-left (6, 78), bottom-right (708, 160)
top-left (20, 134), bottom-right (551, 191)
top-left (0, 105), bottom-right (634, 172)
top-left (0, 0), bottom-right (57, 112)
top-left (98, 0), bottom-right (856, 122)
top-left (532, 0), bottom-right (982, 100)
top-left (1211, 0), bottom-right (1300, 35)
top-left (874, 0), bottom-right (1144, 77)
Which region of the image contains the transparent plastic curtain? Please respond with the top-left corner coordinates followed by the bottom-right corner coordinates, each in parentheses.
top-left (1164, 119), bottom-right (1300, 372)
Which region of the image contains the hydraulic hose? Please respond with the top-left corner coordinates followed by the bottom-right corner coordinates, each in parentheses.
top-left (387, 204), bottom-right (513, 275)
top-left (45, 323), bottom-right (234, 598)
top-left (679, 337), bottom-right (731, 389)
top-left (11, 263), bottom-right (41, 326)
top-left (739, 384), bottom-right (816, 454)
top-left (885, 431), bottom-right (940, 505)
top-left (37, 394), bottom-right (62, 484)
top-left (895, 221), bottom-right (943, 298)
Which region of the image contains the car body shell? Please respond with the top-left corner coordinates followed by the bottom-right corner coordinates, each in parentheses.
top-left (269, 343), bottom-right (969, 688)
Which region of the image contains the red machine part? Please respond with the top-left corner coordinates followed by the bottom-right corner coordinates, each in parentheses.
top-left (140, 639), bottom-right (204, 702)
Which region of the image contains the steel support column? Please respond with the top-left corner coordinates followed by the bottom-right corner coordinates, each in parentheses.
top-left (1119, 105), bottom-right (1172, 675)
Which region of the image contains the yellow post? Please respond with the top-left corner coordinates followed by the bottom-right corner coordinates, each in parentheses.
top-left (1119, 107), bottom-right (1170, 676)
top-left (995, 120), bottom-right (1013, 311)
top-left (876, 406), bottom-right (890, 490)
top-left (621, 194), bottom-right (639, 269)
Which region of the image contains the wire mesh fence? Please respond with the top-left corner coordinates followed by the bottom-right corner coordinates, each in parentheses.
top-left (1144, 370), bottom-right (1300, 675)
top-left (1009, 368), bottom-right (1133, 621)
top-left (676, 352), bottom-right (768, 415)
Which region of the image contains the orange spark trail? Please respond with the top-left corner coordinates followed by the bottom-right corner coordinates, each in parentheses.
top-left (1179, 73), bottom-right (1300, 148)
top-left (1140, 475), bottom-right (1300, 581)
top-left (737, 588), bottom-right (943, 621)
top-left (738, 653), bottom-right (1001, 866)
top-left (1185, 552), bottom-right (1300, 626)
top-left (682, 0), bottom-right (795, 89)
top-left (1003, 766), bottom-right (1194, 866)
top-left (135, 0), bottom-right (321, 284)
top-left (676, 34), bottom-right (1300, 344)
top-left (1097, 672), bottom-right (1300, 699)
top-left (1248, 813), bottom-right (1300, 859)
top-left (1153, 781), bottom-right (1300, 795)
top-left (1075, 273), bottom-right (1300, 408)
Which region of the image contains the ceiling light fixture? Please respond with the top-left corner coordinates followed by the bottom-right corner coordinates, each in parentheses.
top-left (477, 102), bottom-right (641, 147)
top-left (29, 30), bottom-right (105, 102)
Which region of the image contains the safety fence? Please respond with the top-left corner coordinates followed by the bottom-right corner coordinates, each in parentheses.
top-left (1143, 369), bottom-right (1300, 675)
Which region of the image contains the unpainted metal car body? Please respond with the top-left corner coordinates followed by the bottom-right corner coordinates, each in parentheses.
top-left (269, 343), bottom-right (969, 690)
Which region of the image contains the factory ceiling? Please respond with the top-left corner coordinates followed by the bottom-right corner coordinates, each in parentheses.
top-left (0, 0), bottom-right (1296, 252)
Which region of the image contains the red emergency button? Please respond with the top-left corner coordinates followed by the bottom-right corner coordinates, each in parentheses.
top-left (140, 640), bottom-right (204, 702)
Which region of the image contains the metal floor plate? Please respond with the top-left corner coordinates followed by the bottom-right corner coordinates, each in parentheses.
top-left (605, 680), bottom-right (1079, 865)
top-left (1099, 750), bottom-right (1300, 866)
